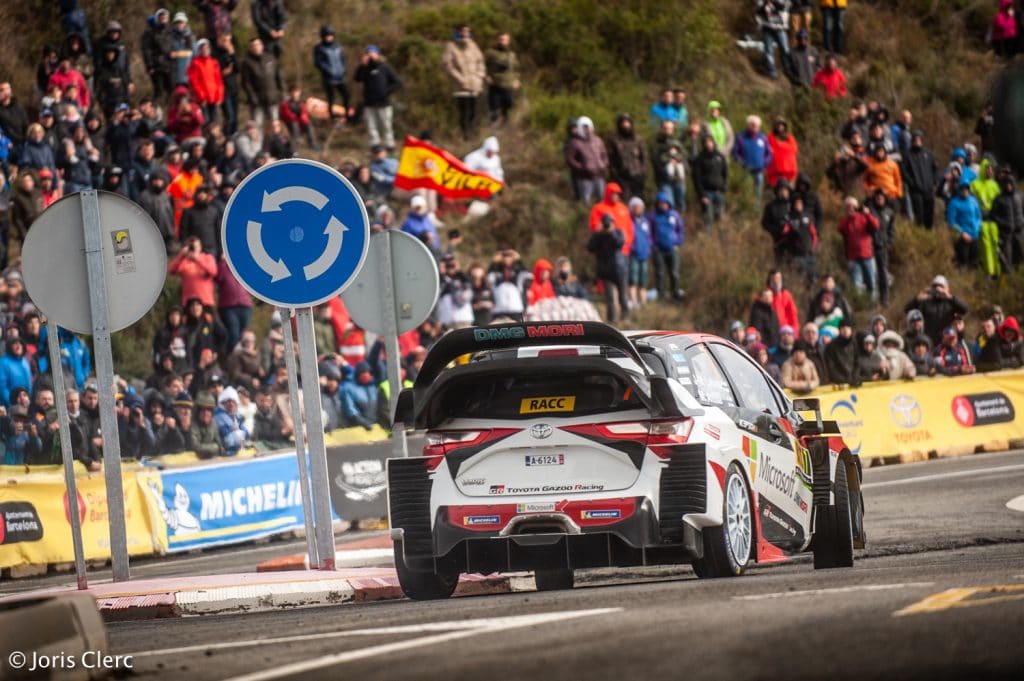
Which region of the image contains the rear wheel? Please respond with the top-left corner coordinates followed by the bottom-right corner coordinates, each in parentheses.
top-left (813, 461), bottom-right (855, 569)
top-left (534, 568), bottom-right (575, 591)
top-left (692, 464), bottom-right (753, 578)
top-left (393, 542), bottom-right (459, 600)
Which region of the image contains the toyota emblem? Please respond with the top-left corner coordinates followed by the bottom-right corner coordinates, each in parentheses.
top-left (530, 424), bottom-right (553, 439)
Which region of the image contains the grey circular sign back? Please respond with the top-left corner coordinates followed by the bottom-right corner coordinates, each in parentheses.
top-left (22, 191), bottom-right (168, 334)
top-left (341, 230), bottom-right (439, 335)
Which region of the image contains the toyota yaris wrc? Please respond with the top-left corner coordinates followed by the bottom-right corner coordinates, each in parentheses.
top-left (387, 322), bottom-right (864, 600)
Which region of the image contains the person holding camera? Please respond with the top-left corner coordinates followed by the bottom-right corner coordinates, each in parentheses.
top-left (837, 196), bottom-right (880, 301)
top-left (587, 214), bottom-right (630, 324)
top-left (904, 274), bottom-right (969, 346)
top-left (169, 236), bottom-right (218, 307)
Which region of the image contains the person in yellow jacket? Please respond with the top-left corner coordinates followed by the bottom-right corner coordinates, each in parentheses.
top-left (971, 157), bottom-right (1002, 278)
top-left (821, 0), bottom-right (847, 54)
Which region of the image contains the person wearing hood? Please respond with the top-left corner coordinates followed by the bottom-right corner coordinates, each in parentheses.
top-left (733, 115), bottom-right (772, 200)
top-left (946, 180), bottom-right (982, 267)
top-left (793, 172), bottom-right (823, 230)
top-left (341, 361), bottom-right (378, 430)
top-left (992, 0), bottom-right (1018, 58)
top-left (761, 180), bottom-right (794, 260)
top-left (588, 182), bottom-right (634, 255)
top-left (138, 168), bottom-right (175, 248)
top-left (877, 330), bottom-right (916, 379)
top-left (973, 317), bottom-right (1003, 372)
top-left (856, 334), bottom-right (888, 382)
top-left (863, 145), bottom-right (902, 205)
top-left (401, 195), bottom-right (439, 253)
top-left (442, 24), bottom-right (486, 140)
top-left (566, 116), bottom-right (608, 204)
top-left (867, 189), bottom-right (896, 305)
top-left (587, 214), bottom-right (629, 324)
top-left (607, 113), bottom-right (646, 199)
top-left (37, 326), bottom-right (91, 392)
top-left (749, 288), bottom-right (780, 350)
top-left (0, 334), bottom-right (31, 407)
top-left (95, 44), bottom-right (131, 118)
top-left (94, 20), bottom-right (131, 82)
top-left (781, 339), bottom-right (820, 394)
top-left (824, 321), bottom-right (860, 386)
top-left (118, 393), bottom-right (157, 459)
top-left (901, 130), bottom-right (939, 228)
top-left (213, 386), bottom-right (249, 455)
top-left (766, 117), bottom-right (799, 189)
top-left (527, 258), bottom-right (556, 307)
top-left (991, 172), bottom-right (1024, 271)
top-left (628, 197), bottom-right (652, 307)
top-left (971, 157), bottom-right (1002, 277)
top-left (463, 136), bottom-right (504, 183)
top-left (692, 134), bottom-right (728, 230)
top-left (701, 100), bottom-right (735, 157)
top-left (313, 25), bottom-right (350, 120)
top-left (998, 316), bottom-right (1024, 368)
top-left (180, 184), bottom-right (222, 257)
top-left (552, 257), bottom-right (588, 299)
top-left (651, 119), bottom-right (686, 211)
top-left (484, 32), bottom-right (520, 126)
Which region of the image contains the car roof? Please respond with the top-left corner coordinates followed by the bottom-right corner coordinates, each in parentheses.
top-left (626, 330), bottom-right (736, 348)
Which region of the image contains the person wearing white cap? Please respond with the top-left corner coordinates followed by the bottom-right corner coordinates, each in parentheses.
top-left (214, 385), bottom-right (250, 456)
top-left (565, 115), bottom-right (609, 205)
top-left (401, 195), bottom-right (439, 253)
top-left (463, 136), bottom-right (504, 182)
top-left (169, 11), bottom-right (196, 86)
top-left (905, 274), bottom-right (969, 345)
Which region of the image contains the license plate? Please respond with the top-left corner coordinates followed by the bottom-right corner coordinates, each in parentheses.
top-left (524, 453), bottom-right (565, 467)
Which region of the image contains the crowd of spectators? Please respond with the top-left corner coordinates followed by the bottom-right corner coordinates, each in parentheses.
top-left (0, 1), bottom-right (1021, 467)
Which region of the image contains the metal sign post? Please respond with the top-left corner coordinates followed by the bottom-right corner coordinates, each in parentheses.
top-left (81, 191), bottom-right (130, 582)
top-left (279, 307), bottom-right (318, 568)
top-left (46, 320), bottom-right (87, 590)
top-left (294, 307), bottom-right (336, 570)
top-left (378, 232), bottom-right (407, 458)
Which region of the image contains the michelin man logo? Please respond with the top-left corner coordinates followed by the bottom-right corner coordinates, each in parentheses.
top-left (151, 481), bottom-right (201, 535)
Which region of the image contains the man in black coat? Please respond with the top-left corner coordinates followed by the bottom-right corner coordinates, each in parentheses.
top-left (251, 0), bottom-right (287, 58)
top-left (990, 173), bottom-right (1024, 272)
top-left (749, 288), bottom-right (780, 350)
top-left (692, 135), bottom-right (728, 230)
top-left (0, 82), bottom-right (29, 161)
top-left (606, 113), bottom-right (646, 200)
top-left (824, 321), bottom-right (860, 386)
top-left (901, 130), bottom-right (939, 228)
top-left (138, 170), bottom-right (175, 248)
top-left (761, 179), bottom-right (793, 260)
top-left (179, 184), bottom-right (222, 257)
top-left (354, 45), bottom-right (402, 149)
top-left (904, 274), bottom-right (969, 346)
top-left (587, 215), bottom-right (629, 324)
top-left (240, 37), bottom-right (282, 126)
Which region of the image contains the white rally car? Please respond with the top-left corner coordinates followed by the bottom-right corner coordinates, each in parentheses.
top-left (388, 322), bottom-right (864, 600)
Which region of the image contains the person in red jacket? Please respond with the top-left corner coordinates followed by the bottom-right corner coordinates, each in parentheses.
top-left (278, 85), bottom-right (317, 149)
top-left (812, 53), bottom-right (848, 100)
top-left (527, 258), bottom-right (556, 306)
top-left (766, 117), bottom-right (799, 189)
top-left (767, 269), bottom-right (800, 331)
top-left (186, 39), bottom-right (224, 124)
top-left (167, 85), bottom-right (206, 143)
top-left (168, 236), bottom-right (219, 307)
top-left (588, 182), bottom-right (634, 255)
top-left (837, 196), bottom-right (881, 301)
top-left (48, 56), bottom-right (90, 112)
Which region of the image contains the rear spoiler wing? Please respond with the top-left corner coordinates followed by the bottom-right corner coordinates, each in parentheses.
top-left (394, 321), bottom-right (695, 429)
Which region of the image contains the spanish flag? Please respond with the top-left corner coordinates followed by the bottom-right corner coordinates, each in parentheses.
top-left (394, 136), bottom-right (504, 200)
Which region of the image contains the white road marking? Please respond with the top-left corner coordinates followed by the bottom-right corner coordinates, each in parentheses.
top-left (862, 464), bottom-right (1024, 489)
top-left (1006, 495), bottom-right (1024, 512)
top-left (213, 608), bottom-right (621, 681)
top-left (733, 582), bottom-right (934, 601)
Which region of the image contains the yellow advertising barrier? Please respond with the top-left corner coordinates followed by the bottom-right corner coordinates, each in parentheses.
top-left (0, 470), bottom-right (158, 570)
top-left (798, 369), bottom-right (1024, 459)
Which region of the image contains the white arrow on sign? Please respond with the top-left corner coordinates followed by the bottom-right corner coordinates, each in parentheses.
top-left (261, 187), bottom-right (330, 213)
top-left (246, 220), bottom-right (291, 282)
top-left (303, 216), bottom-right (348, 281)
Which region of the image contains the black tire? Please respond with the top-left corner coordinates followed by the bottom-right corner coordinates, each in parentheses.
top-left (534, 568), bottom-right (574, 591)
top-left (692, 464), bottom-right (753, 579)
top-left (813, 461), bottom-right (855, 569)
top-left (393, 542), bottom-right (459, 600)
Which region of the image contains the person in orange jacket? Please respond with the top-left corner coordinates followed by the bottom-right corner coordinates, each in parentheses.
top-left (588, 182), bottom-right (634, 255)
top-left (167, 156), bottom-right (204, 235)
top-left (186, 39), bottom-right (224, 124)
top-left (863, 145), bottom-right (903, 204)
top-left (766, 117), bottom-right (799, 189)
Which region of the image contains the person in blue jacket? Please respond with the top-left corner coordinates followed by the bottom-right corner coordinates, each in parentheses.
top-left (37, 326), bottom-right (91, 392)
top-left (628, 196), bottom-right (651, 308)
top-left (341, 361), bottom-right (378, 430)
top-left (400, 195), bottom-right (439, 254)
top-left (946, 179), bottom-right (982, 268)
top-left (732, 114), bottom-right (773, 201)
top-left (647, 192), bottom-right (685, 301)
top-left (0, 334), bottom-right (32, 407)
top-left (312, 25), bottom-right (349, 119)
top-left (213, 386), bottom-right (250, 455)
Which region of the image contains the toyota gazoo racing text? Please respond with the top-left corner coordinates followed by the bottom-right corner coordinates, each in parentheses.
top-left (387, 322), bottom-right (864, 599)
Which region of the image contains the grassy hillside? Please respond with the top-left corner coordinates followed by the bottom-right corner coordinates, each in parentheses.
top-left (0, 0), bottom-right (1015, 377)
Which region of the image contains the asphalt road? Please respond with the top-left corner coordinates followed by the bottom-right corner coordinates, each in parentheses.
top-left (102, 450), bottom-right (1024, 681)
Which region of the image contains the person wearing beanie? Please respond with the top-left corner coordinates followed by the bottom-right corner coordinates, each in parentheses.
top-left (354, 44), bottom-right (402, 149)
top-left (186, 37), bottom-right (224, 124)
top-left (692, 134), bottom-right (729, 230)
top-left (728, 319), bottom-right (747, 347)
top-left (587, 212), bottom-right (630, 324)
top-left (749, 288), bottom-right (780, 351)
top-left (484, 32), bottom-right (521, 126)
top-left (190, 391), bottom-right (224, 458)
top-left (588, 182), bottom-right (634, 255)
top-left (781, 339), bottom-right (820, 394)
top-left (997, 316), bottom-right (1024, 368)
top-left (313, 25), bottom-right (351, 120)
top-left (856, 333), bottom-right (888, 382)
top-left (341, 361), bottom-right (378, 430)
top-left (902, 129), bottom-right (939, 228)
top-left (766, 117), bottom-right (799, 189)
top-left (700, 100), bottom-right (735, 157)
top-left (401, 194), bottom-right (439, 253)
top-left (566, 115), bottom-right (609, 205)
top-left (627, 196), bottom-right (651, 308)
top-left (607, 113), bottom-right (646, 200)
top-left (931, 326), bottom-right (975, 376)
top-left (824, 321), bottom-right (860, 386)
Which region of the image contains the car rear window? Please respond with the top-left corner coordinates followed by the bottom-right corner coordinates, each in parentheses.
top-left (434, 371), bottom-right (644, 420)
